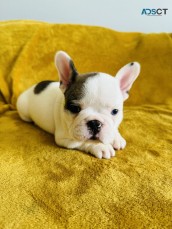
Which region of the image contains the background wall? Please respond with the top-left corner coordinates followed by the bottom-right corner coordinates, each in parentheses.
top-left (0, 0), bottom-right (171, 33)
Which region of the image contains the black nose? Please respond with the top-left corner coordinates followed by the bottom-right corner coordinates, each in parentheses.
top-left (87, 120), bottom-right (102, 135)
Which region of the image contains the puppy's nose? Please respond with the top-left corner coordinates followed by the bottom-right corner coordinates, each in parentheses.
top-left (87, 120), bottom-right (102, 135)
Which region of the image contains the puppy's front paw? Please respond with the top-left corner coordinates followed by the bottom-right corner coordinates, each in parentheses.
top-left (113, 133), bottom-right (126, 150)
top-left (91, 143), bottom-right (115, 159)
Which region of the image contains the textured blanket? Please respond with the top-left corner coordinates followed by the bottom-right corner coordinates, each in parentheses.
top-left (0, 20), bottom-right (172, 228)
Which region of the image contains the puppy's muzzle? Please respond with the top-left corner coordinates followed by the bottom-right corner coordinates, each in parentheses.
top-left (87, 120), bottom-right (102, 138)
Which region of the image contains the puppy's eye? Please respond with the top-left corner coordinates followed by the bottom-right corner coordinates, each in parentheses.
top-left (67, 104), bottom-right (81, 114)
top-left (111, 109), bottom-right (118, 115)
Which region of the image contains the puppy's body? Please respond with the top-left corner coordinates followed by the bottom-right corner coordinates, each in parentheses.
top-left (17, 51), bottom-right (140, 159)
top-left (17, 82), bottom-right (61, 134)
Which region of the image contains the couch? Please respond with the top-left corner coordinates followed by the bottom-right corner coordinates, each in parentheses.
top-left (0, 20), bottom-right (172, 228)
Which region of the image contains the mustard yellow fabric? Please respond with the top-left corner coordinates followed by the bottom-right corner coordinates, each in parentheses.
top-left (0, 20), bottom-right (172, 228)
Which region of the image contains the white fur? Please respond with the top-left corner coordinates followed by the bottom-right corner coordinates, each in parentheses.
top-left (17, 51), bottom-right (140, 159)
top-left (69, 74), bottom-right (124, 144)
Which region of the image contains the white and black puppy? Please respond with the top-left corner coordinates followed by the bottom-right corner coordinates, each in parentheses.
top-left (17, 51), bottom-right (140, 159)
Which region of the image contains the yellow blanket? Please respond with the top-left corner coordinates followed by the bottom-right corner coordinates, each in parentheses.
top-left (0, 20), bottom-right (172, 228)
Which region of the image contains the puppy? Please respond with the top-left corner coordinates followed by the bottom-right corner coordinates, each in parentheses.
top-left (17, 51), bottom-right (140, 159)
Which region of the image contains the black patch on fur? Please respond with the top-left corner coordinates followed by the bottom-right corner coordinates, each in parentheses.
top-left (64, 72), bottom-right (98, 112)
top-left (34, 80), bottom-right (54, 94)
top-left (130, 62), bottom-right (134, 66)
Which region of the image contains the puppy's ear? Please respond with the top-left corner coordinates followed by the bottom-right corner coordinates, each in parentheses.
top-left (55, 51), bottom-right (78, 91)
top-left (116, 62), bottom-right (140, 101)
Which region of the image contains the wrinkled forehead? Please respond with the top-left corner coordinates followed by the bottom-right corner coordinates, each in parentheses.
top-left (64, 72), bottom-right (122, 107)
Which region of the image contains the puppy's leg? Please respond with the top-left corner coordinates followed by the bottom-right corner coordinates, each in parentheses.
top-left (113, 131), bottom-right (126, 150)
top-left (80, 141), bottom-right (115, 159)
top-left (55, 137), bottom-right (115, 159)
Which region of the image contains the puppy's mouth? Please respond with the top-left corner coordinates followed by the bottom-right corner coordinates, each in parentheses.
top-left (90, 135), bottom-right (99, 140)
top-left (87, 120), bottom-right (103, 141)
top-left (88, 127), bottom-right (99, 140)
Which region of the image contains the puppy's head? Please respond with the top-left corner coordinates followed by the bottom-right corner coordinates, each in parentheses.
top-left (55, 51), bottom-right (140, 144)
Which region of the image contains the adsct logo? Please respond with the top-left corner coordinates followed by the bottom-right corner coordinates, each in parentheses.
top-left (141, 8), bottom-right (168, 16)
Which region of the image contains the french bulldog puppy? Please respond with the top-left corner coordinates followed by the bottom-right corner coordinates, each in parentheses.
top-left (17, 51), bottom-right (140, 159)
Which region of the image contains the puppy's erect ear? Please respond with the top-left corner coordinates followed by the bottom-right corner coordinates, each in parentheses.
top-left (55, 51), bottom-right (78, 91)
top-left (116, 62), bottom-right (140, 101)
